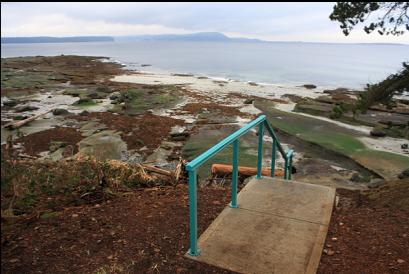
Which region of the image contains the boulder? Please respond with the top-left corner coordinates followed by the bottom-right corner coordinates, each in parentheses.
top-left (3, 99), bottom-right (19, 107)
top-left (109, 92), bottom-right (121, 100)
top-left (244, 98), bottom-right (255, 104)
top-left (79, 110), bottom-right (90, 116)
top-left (95, 86), bottom-right (111, 93)
top-left (303, 84), bottom-right (317, 89)
top-left (370, 128), bottom-right (386, 137)
top-left (368, 178), bottom-right (385, 189)
top-left (73, 98), bottom-right (94, 105)
top-left (52, 108), bottom-right (70, 116)
top-left (170, 131), bottom-right (189, 141)
top-left (88, 92), bottom-right (105, 99)
top-left (350, 173), bottom-right (366, 183)
top-left (13, 115), bottom-right (29, 121)
top-left (398, 168), bottom-right (409, 179)
top-left (49, 141), bottom-right (67, 153)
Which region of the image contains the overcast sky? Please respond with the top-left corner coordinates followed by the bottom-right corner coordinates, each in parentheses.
top-left (2, 2), bottom-right (408, 43)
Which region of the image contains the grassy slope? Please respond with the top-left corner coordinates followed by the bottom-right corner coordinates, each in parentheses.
top-left (255, 99), bottom-right (409, 179)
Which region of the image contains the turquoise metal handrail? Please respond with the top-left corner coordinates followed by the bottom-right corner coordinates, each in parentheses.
top-left (186, 114), bottom-right (294, 256)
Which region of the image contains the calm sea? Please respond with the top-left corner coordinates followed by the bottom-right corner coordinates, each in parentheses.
top-left (2, 41), bottom-right (408, 89)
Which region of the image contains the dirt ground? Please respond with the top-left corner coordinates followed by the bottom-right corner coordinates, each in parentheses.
top-left (318, 188), bottom-right (409, 274)
top-left (1, 185), bottom-right (235, 274)
top-left (2, 183), bottom-right (408, 274)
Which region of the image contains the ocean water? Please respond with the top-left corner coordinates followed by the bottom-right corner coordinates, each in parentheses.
top-left (1, 41), bottom-right (408, 89)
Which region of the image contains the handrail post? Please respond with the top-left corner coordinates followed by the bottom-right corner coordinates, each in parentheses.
top-left (284, 156), bottom-right (288, 180)
top-left (288, 154), bottom-right (293, 180)
top-left (187, 170), bottom-right (201, 256)
top-left (230, 139), bottom-right (239, 208)
top-left (256, 122), bottom-right (265, 179)
top-left (271, 139), bottom-right (277, 177)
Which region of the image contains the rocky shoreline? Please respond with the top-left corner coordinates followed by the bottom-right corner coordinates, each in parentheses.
top-left (2, 55), bottom-right (408, 186)
top-left (2, 55), bottom-right (409, 274)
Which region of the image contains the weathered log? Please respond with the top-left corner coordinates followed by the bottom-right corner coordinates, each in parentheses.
top-left (3, 110), bottom-right (52, 129)
top-left (141, 164), bottom-right (173, 177)
top-left (211, 163), bottom-right (284, 177)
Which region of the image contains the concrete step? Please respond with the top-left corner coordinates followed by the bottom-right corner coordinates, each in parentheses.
top-left (187, 177), bottom-right (336, 274)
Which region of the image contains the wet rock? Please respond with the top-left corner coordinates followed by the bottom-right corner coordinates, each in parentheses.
top-left (398, 168), bottom-right (409, 179)
top-left (49, 141), bottom-right (67, 152)
top-left (401, 143), bottom-right (408, 150)
top-left (368, 178), bottom-right (386, 189)
top-left (171, 73), bottom-right (194, 77)
top-left (141, 64), bottom-right (151, 67)
top-left (161, 141), bottom-right (180, 150)
top-left (170, 135), bottom-right (188, 141)
top-left (370, 128), bottom-right (386, 137)
top-left (73, 98), bottom-right (95, 105)
top-left (170, 132), bottom-right (189, 141)
top-left (121, 150), bottom-right (143, 164)
top-left (248, 82), bottom-right (258, 86)
top-left (77, 130), bottom-right (127, 161)
top-left (88, 92), bottom-right (105, 99)
top-left (244, 98), bottom-right (255, 104)
top-left (62, 89), bottom-right (82, 97)
top-left (303, 84), bottom-right (317, 89)
top-left (109, 92), bottom-right (121, 100)
top-left (350, 173), bottom-right (366, 183)
top-left (15, 105), bottom-right (39, 112)
top-left (3, 99), bottom-right (19, 107)
top-left (79, 110), bottom-right (90, 116)
top-left (96, 86), bottom-right (111, 93)
top-left (13, 115), bottom-right (29, 120)
top-left (52, 108), bottom-right (70, 115)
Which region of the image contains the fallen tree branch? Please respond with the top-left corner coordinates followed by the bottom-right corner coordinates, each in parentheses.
top-left (140, 164), bottom-right (173, 177)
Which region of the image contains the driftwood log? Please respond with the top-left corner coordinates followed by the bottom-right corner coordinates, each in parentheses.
top-left (3, 110), bottom-right (52, 129)
top-left (211, 163), bottom-right (285, 177)
top-left (140, 159), bottom-right (187, 183)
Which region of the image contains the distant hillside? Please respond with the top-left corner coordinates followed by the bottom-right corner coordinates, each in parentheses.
top-left (1, 36), bottom-right (114, 43)
top-left (114, 32), bottom-right (263, 42)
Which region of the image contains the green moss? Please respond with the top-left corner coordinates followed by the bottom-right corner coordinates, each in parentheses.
top-left (182, 126), bottom-right (265, 178)
top-left (255, 99), bottom-right (409, 179)
top-left (73, 98), bottom-right (97, 107)
top-left (112, 86), bottom-right (182, 115)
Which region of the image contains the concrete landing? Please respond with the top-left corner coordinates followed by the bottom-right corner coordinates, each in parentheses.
top-left (187, 177), bottom-right (336, 274)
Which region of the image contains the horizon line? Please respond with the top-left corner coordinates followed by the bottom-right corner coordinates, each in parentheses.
top-left (2, 34), bottom-right (408, 46)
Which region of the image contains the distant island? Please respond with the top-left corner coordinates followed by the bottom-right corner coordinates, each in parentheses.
top-left (1, 33), bottom-right (407, 45)
top-left (1, 36), bottom-right (114, 43)
top-left (114, 32), bottom-right (263, 42)
top-left (1, 32), bottom-right (262, 44)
